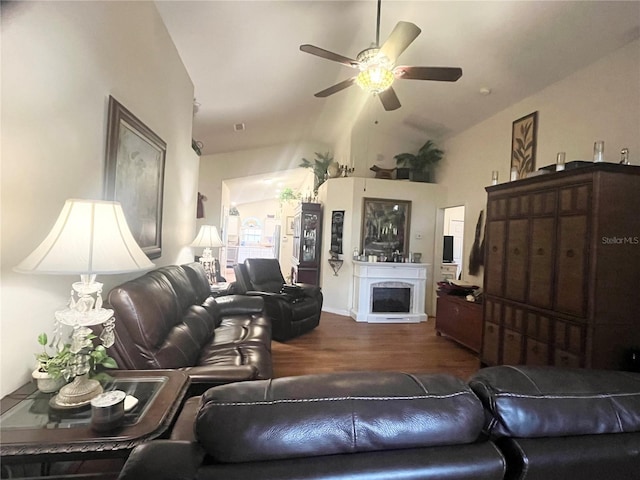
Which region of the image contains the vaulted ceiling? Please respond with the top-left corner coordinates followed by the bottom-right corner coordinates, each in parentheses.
top-left (156, 1), bottom-right (639, 159)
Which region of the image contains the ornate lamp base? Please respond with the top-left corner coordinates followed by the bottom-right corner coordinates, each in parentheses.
top-left (50, 374), bottom-right (103, 409)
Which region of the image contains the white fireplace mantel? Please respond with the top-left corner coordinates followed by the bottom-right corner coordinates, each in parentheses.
top-left (350, 261), bottom-right (429, 323)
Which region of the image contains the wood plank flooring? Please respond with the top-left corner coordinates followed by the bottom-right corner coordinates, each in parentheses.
top-left (271, 311), bottom-right (481, 381)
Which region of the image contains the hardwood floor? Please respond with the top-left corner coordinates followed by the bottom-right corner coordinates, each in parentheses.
top-left (272, 311), bottom-right (481, 381)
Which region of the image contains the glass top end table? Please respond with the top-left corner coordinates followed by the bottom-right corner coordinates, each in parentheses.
top-left (0, 370), bottom-right (189, 462)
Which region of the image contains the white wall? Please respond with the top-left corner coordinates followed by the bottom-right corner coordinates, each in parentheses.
top-left (439, 38), bottom-right (640, 286)
top-left (318, 177), bottom-right (445, 317)
top-left (198, 141), bottom-right (330, 230)
top-left (279, 199), bottom-right (299, 281)
top-left (1, 2), bottom-right (196, 396)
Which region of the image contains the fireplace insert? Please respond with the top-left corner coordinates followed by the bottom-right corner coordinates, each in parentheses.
top-left (372, 286), bottom-right (411, 313)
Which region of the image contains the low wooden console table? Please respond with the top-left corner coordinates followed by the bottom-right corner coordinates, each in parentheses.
top-left (435, 294), bottom-right (483, 353)
top-left (0, 370), bottom-right (189, 471)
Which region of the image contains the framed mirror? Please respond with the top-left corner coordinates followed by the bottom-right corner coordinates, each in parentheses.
top-left (361, 198), bottom-right (411, 258)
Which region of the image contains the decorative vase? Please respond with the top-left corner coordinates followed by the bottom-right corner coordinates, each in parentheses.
top-left (32, 369), bottom-right (66, 393)
top-left (327, 161), bottom-right (341, 178)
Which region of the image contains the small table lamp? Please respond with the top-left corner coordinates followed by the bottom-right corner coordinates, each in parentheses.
top-left (15, 199), bottom-right (154, 407)
top-left (189, 225), bottom-right (224, 285)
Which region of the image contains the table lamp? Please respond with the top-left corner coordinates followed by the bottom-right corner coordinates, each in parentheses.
top-left (15, 199), bottom-right (154, 407)
top-left (189, 225), bottom-right (223, 285)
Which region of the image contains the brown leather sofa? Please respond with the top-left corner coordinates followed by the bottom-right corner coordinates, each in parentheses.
top-left (469, 366), bottom-right (640, 479)
top-left (119, 371), bottom-right (506, 480)
top-left (104, 262), bottom-right (272, 392)
top-left (118, 367), bottom-right (640, 480)
top-left (232, 258), bottom-right (322, 341)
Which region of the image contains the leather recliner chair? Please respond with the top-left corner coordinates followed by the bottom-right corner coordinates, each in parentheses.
top-left (232, 258), bottom-right (322, 342)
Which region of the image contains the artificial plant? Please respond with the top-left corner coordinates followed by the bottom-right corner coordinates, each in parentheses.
top-left (35, 332), bottom-right (118, 381)
top-left (299, 151), bottom-right (334, 194)
top-left (394, 140), bottom-right (444, 182)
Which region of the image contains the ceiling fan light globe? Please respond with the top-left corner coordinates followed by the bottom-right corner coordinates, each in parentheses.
top-left (355, 68), bottom-right (394, 94)
top-left (354, 48), bottom-right (394, 94)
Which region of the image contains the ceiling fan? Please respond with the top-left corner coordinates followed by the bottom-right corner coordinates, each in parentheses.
top-left (300, 0), bottom-right (462, 111)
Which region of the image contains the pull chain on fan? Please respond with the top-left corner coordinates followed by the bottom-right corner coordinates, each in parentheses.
top-left (300, 0), bottom-right (462, 111)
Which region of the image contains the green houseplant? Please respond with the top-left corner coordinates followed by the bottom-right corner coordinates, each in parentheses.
top-left (299, 151), bottom-right (334, 194)
top-left (278, 187), bottom-right (300, 203)
top-left (33, 332), bottom-right (118, 392)
top-left (394, 140), bottom-right (444, 183)
top-left (33, 333), bottom-right (72, 392)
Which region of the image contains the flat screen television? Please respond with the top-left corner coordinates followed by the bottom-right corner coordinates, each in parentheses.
top-left (443, 235), bottom-right (454, 263)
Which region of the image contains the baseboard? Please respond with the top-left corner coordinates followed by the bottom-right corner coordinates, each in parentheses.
top-left (321, 306), bottom-right (350, 317)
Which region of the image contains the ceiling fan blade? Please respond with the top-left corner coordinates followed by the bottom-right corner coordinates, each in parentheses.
top-left (379, 22), bottom-right (421, 62)
top-left (395, 66), bottom-right (463, 82)
top-left (378, 86), bottom-right (401, 111)
top-left (300, 44), bottom-right (359, 68)
top-left (314, 77), bottom-right (357, 98)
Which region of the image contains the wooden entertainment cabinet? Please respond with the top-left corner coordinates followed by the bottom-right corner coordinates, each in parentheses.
top-left (435, 294), bottom-right (483, 353)
top-left (481, 163), bottom-right (640, 369)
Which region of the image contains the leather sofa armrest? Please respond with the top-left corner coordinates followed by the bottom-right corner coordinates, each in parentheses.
top-left (171, 397), bottom-right (200, 441)
top-left (247, 290), bottom-right (309, 304)
top-left (183, 364), bottom-right (258, 385)
top-left (214, 294), bottom-right (264, 315)
top-left (245, 290), bottom-right (290, 301)
top-left (118, 440), bottom-right (204, 480)
top-left (294, 282), bottom-right (321, 297)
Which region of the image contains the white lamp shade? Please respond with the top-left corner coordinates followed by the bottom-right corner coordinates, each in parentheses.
top-left (189, 225), bottom-right (223, 248)
top-left (15, 199), bottom-right (155, 275)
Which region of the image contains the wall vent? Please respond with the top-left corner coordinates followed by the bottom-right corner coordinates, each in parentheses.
top-left (233, 123), bottom-right (245, 132)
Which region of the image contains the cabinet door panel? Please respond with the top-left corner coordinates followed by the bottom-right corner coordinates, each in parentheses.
top-left (503, 328), bottom-right (523, 364)
top-left (554, 320), bottom-right (585, 356)
top-left (482, 322), bottom-right (500, 366)
top-left (554, 349), bottom-right (581, 368)
top-left (555, 215), bottom-right (588, 316)
top-left (505, 219), bottom-right (529, 302)
top-left (525, 314), bottom-right (550, 343)
top-left (528, 217), bottom-right (555, 308)
top-left (532, 190), bottom-right (557, 216)
top-left (526, 339), bottom-right (550, 366)
top-left (488, 198), bottom-right (507, 220)
top-left (485, 221), bottom-right (506, 296)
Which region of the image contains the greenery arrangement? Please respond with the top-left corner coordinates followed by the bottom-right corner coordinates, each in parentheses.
top-left (278, 187), bottom-right (300, 203)
top-left (299, 151), bottom-right (334, 194)
top-left (36, 333), bottom-right (73, 379)
top-left (394, 140), bottom-right (444, 183)
top-left (36, 332), bottom-right (117, 381)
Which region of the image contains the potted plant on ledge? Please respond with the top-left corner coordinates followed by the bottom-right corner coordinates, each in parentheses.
top-left (299, 151), bottom-right (334, 195)
top-left (394, 140), bottom-right (444, 183)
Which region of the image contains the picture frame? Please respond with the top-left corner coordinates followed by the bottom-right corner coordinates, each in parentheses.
top-left (330, 210), bottom-right (344, 255)
top-left (361, 198), bottom-right (411, 257)
top-left (510, 111), bottom-right (538, 179)
top-left (286, 216), bottom-right (295, 236)
top-left (104, 96), bottom-right (166, 259)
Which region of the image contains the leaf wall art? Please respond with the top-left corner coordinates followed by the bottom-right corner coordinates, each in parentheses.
top-left (510, 111), bottom-right (538, 179)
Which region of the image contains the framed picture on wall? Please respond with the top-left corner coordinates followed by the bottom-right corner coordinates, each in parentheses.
top-left (286, 216), bottom-right (295, 236)
top-left (510, 111), bottom-right (538, 179)
top-left (104, 96), bottom-right (166, 259)
top-left (361, 198), bottom-right (411, 257)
